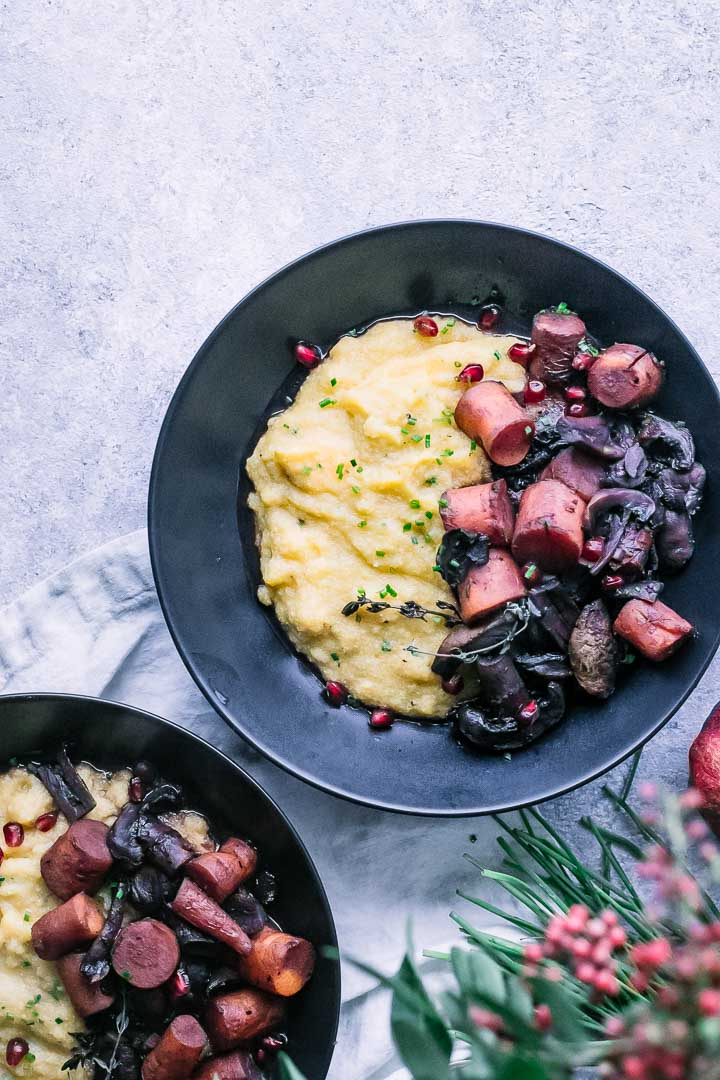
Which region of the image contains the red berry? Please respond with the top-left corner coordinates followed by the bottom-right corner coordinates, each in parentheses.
top-left (128, 777), bottom-right (144, 803)
top-left (572, 351), bottom-right (597, 372)
top-left (294, 341), bottom-right (323, 368)
top-left (169, 968), bottom-right (190, 999)
top-left (572, 938), bottom-right (592, 959)
top-left (534, 1003), bottom-right (553, 1031)
top-left (699, 988), bottom-right (720, 1016)
top-left (524, 380), bottom-right (546, 404)
top-left (522, 562), bottom-right (542, 586)
top-left (413, 316), bottom-right (439, 338)
top-left (457, 363), bottom-right (484, 384)
top-left (3, 823), bottom-right (23, 848)
top-left (566, 401), bottom-right (590, 418)
top-left (441, 674), bottom-right (464, 696)
top-left (5, 1039), bottom-right (29, 1067)
top-left (508, 341), bottom-right (534, 365)
top-left (582, 537), bottom-right (604, 563)
top-left (602, 574), bottom-right (624, 592)
top-left (565, 385), bottom-right (587, 403)
top-left (369, 709), bottom-right (394, 731)
top-left (523, 943), bottom-right (543, 963)
top-left (519, 700), bottom-right (539, 725)
top-left (324, 680), bottom-right (348, 707)
top-left (575, 962), bottom-right (596, 984)
top-left (478, 304), bottom-right (501, 330)
top-left (35, 812), bottom-right (58, 833)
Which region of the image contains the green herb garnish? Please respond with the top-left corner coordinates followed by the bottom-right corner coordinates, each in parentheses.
top-left (319, 397), bottom-right (336, 408)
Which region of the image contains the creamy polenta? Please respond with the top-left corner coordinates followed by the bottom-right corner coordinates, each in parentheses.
top-left (247, 317), bottom-right (526, 717)
top-left (0, 765), bottom-right (212, 1078)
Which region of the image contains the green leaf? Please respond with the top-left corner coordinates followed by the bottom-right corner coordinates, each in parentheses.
top-left (495, 1055), bottom-right (552, 1080)
top-left (451, 946), bottom-right (505, 1006)
top-left (390, 950), bottom-right (453, 1080)
top-left (277, 1053), bottom-right (309, 1080)
top-left (529, 975), bottom-right (586, 1045)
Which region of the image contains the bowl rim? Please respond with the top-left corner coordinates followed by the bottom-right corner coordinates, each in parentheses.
top-left (148, 217), bottom-right (720, 816)
top-left (0, 690), bottom-right (342, 1070)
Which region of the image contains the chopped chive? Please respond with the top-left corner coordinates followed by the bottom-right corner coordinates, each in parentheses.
top-left (336, 463), bottom-right (344, 480)
top-left (357, 520), bottom-right (367, 528)
top-left (317, 463), bottom-right (323, 469)
top-left (423, 533), bottom-right (434, 545)
top-left (407, 416), bottom-right (417, 425)
top-left (411, 434), bottom-right (423, 443)
top-left (525, 425), bottom-right (533, 436)
top-left (439, 498), bottom-right (449, 509)
top-left (356, 466), bottom-right (364, 473)
top-left (425, 476), bottom-right (437, 485)
top-left (301, 466), bottom-right (312, 475)
top-left (454, 360), bottom-right (462, 368)
top-left (403, 522), bottom-right (412, 532)
top-left (23, 912), bottom-right (31, 922)
top-left (385, 584), bottom-right (397, 597)
top-left (409, 499), bottom-right (421, 509)
top-left (493, 350), bottom-right (501, 361)
top-left (414, 519), bottom-right (425, 528)
top-left (401, 427), bottom-right (409, 435)
top-left (330, 377), bottom-right (337, 387)
top-left (352, 485), bottom-right (360, 494)
top-left (411, 536), bottom-right (419, 544)
top-left (470, 440), bottom-right (477, 451)
top-left (375, 550), bottom-right (385, 558)
top-left (425, 510), bottom-right (433, 519)
top-left (350, 458), bottom-right (357, 467)
top-left (297, 519), bottom-right (305, 526)
top-left (432, 564), bottom-right (441, 573)
top-left (425, 434), bottom-right (431, 447)
top-left (441, 449), bottom-right (454, 457)
top-left (319, 398), bottom-right (336, 408)
top-left (330, 652), bottom-right (340, 663)
top-left (381, 640), bottom-right (392, 652)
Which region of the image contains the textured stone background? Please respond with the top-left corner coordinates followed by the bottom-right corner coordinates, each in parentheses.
top-left (2, 0), bottom-right (720, 1059)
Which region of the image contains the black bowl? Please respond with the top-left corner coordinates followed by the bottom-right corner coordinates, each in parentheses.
top-left (0, 693), bottom-right (340, 1079)
top-left (148, 219), bottom-right (720, 816)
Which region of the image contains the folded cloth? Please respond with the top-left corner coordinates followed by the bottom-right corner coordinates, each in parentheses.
top-left (0, 530), bottom-right (508, 1079)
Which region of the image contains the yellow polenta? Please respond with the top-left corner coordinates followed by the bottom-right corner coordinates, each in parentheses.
top-left (247, 317), bottom-right (525, 717)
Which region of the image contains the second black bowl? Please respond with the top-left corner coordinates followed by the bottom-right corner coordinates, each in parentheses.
top-left (0, 693), bottom-right (340, 1079)
top-left (148, 219), bottom-right (720, 815)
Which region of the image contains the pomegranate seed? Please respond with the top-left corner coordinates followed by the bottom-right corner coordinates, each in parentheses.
top-left (324, 680), bottom-right (348, 707)
top-left (3, 823), bottom-right (23, 848)
top-left (519, 700), bottom-right (539, 725)
top-left (602, 574), bottom-right (624, 592)
top-left (581, 537), bottom-right (604, 562)
top-left (508, 341), bottom-right (534, 365)
top-left (524, 380), bottom-right (546, 404)
top-left (413, 316), bottom-right (439, 338)
top-left (565, 385), bottom-right (586, 403)
top-left (457, 363), bottom-right (484, 384)
top-left (566, 402), bottom-right (590, 418)
top-left (128, 777), bottom-right (144, 803)
top-left (369, 709), bottom-right (394, 731)
top-left (294, 341), bottom-right (322, 368)
top-left (572, 351), bottom-right (597, 372)
top-left (478, 304), bottom-right (501, 330)
top-left (35, 812), bottom-right (58, 832)
top-left (522, 562), bottom-right (542, 586)
top-left (6, 1039), bottom-right (29, 1067)
top-left (169, 968), bottom-right (190, 999)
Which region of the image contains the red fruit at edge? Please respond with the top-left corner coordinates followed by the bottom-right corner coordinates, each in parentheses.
top-left (566, 401), bottom-right (590, 418)
top-left (689, 702), bottom-right (720, 833)
top-left (522, 562), bottom-right (543, 586)
top-left (572, 351), bottom-right (597, 372)
top-left (457, 363), bottom-right (484, 384)
top-left (413, 316), bottom-right (439, 338)
top-left (35, 812), bottom-right (58, 832)
top-left (6, 1039), bottom-right (29, 1067)
top-left (524, 380), bottom-right (546, 404)
top-left (369, 709), bottom-right (394, 731)
top-left (3, 823), bottom-right (24, 848)
top-left (478, 304), bottom-right (501, 330)
top-left (294, 341), bottom-right (322, 368)
top-left (128, 777), bottom-right (144, 803)
top-left (508, 341), bottom-right (534, 365)
top-left (324, 680), bottom-right (348, 707)
top-left (519, 700), bottom-right (539, 724)
top-left (581, 537), bottom-right (604, 563)
top-left (169, 969), bottom-right (190, 999)
top-left (442, 674), bottom-right (464, 696)
top-left (565, 385), bottom-right (587, 403)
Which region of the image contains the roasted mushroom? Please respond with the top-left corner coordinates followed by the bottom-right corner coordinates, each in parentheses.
top-left (638, 413), bottom-right (695, 470)
top-left (656, 510), bottom-right (695, 572)
top-left (568, 600), bottom-right (617, 699)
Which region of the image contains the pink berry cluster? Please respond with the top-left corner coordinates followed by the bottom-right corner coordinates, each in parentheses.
top-left (522, 903), bottom-right (627, 998)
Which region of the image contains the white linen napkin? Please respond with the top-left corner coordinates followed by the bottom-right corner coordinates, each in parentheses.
top-left (0, 530), bottom-right (512, 1079)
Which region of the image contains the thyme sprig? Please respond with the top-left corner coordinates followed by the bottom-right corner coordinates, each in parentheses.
top-left (405, 602), bottom-right (530, 662)
top-left (341, 596), bottom-right (461, 626)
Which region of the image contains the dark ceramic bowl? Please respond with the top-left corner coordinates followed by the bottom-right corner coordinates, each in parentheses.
top-left (148, 219), bottom-right (720, 815)
top-left (0, 693), bottom-right (340, 1079)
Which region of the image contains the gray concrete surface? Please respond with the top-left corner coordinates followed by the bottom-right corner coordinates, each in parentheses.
top-left (3, 0), bottom-right (720, 979)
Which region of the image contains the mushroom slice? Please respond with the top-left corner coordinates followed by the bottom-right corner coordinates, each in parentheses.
top-left (569, 599), bottom-right (618, 699)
